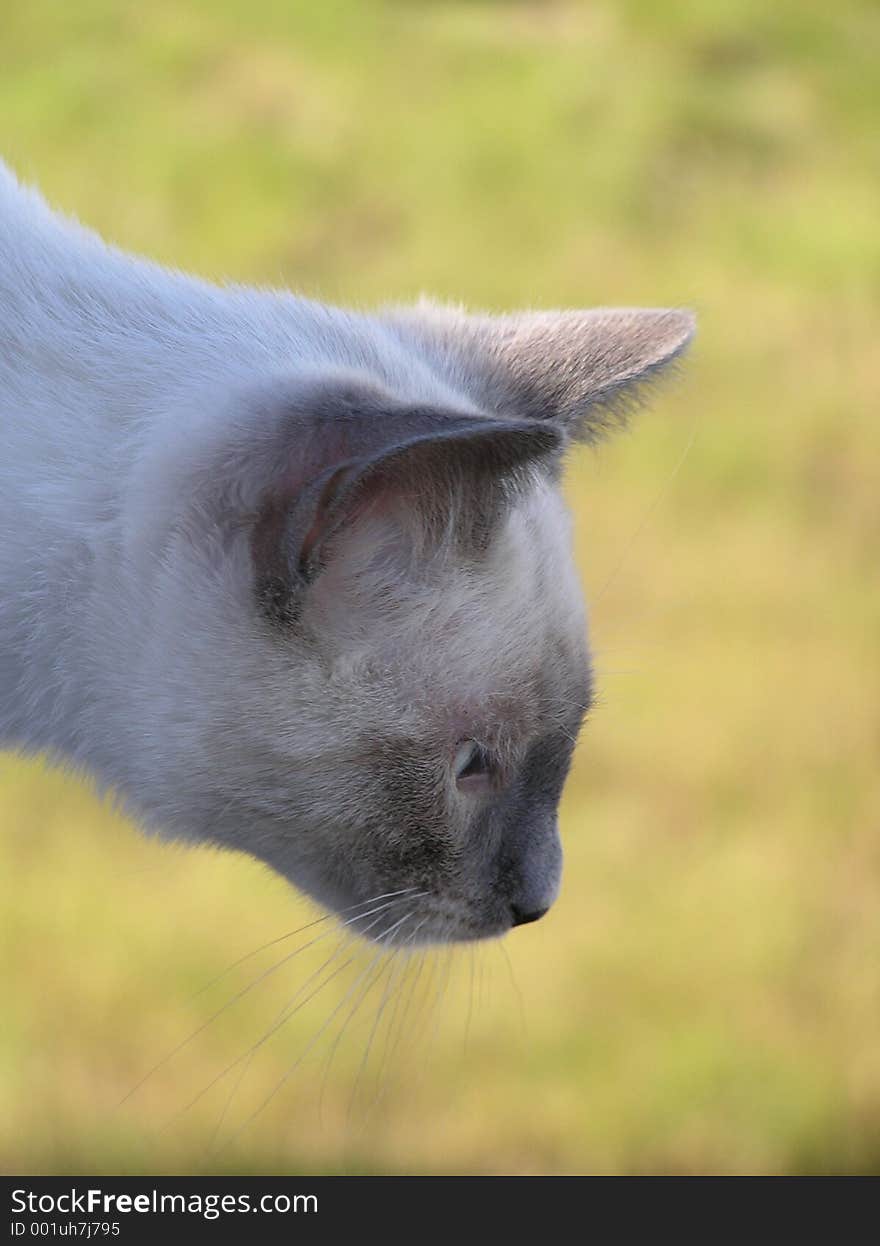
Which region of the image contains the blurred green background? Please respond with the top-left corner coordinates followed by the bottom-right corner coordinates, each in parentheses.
top-left (1, 0), bottom-right (878, 1175)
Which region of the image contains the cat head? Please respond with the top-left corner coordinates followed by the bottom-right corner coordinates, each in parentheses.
top-left (124, 304), bottom-right (693, 945)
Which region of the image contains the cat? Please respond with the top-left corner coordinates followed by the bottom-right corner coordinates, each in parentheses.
top-left (0, 160), bottom-right (694, 947)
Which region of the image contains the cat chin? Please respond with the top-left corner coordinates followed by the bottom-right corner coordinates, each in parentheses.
top-left (307, 877), bottom-right (531, 946)
top-left (339, 903), bottom-right (518, 948)
top-left (251, 853), bottom-right (523, 946)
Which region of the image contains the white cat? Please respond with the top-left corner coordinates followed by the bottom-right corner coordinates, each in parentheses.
top-left (0, 161), bottom-right (694, 945)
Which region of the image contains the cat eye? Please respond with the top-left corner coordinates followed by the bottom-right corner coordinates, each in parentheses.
top-left (453, 740), bottom-right (497, 794)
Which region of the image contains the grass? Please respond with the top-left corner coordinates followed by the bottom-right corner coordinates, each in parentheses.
top-left (1, 0), bottom-right (878, 1174)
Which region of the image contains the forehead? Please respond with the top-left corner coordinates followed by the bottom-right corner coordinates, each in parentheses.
top-left (396, 484), bottom-right (590, 735)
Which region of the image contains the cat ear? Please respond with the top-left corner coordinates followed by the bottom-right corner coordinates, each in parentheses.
top-left (248, 384), bottom-right (562, 626)
top-left (382, 303), bottom-right (695, 443)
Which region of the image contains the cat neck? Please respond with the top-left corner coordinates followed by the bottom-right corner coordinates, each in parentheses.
top-left (0, 164), bottom-right (283, 767)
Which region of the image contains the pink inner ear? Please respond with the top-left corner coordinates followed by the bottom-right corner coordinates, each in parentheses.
top-left (300, 460), bottom-right (405, 570)
top-left (299, 463), bottom-right (359, 568)
top-left (250, 429), bottom-right (357, 592)
top-left (302, 480), bottom-right (416, 640)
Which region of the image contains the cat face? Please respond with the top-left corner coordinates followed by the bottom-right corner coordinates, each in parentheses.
top-left (124, 304), bottom-right (693, 946)
top-left (249, 477), bottom-right (592, 945)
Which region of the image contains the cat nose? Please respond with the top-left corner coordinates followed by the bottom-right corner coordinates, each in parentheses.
top-left (510, 904), bottom-right (549, 927)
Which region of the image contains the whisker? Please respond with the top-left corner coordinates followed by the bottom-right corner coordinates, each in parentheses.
top-left (364, 916), bottom-right (431, 1116)
top-left (197, 906), bottom-right (415, 1152)
top-left (203, 917), bottom-right (402, 1150)
top-left (320, 904), bottom-right (431, 1120)
top-left (430, 948), bottom-right (455, 1052)
top-left (327, 953), bottom-right (399, 1122)
top-left (184, 896), bottom-right (414, 1136)
top-left (499, 940), bottom-right (527, 1039)
top-left (347, 914), bottom-right (422, 1117)
top-left (120, 896), bottom-right (405, 1107)
top-left (477, 942), bottom-right (487, 1012)
top-left (463, 942), bottom-right (477, 1060)
top-left (190, 888), bottom-right (422, 1000)
top-left (376, 918), bottom-right (428, 1063)
top-left (375, 941), bottom-right (428, 1084)
top-left (399, 944), bottom-right (455, 1105)
top-left (407, 944), bottom-right (440, 1050)
top-left (321, 907), bottom-right (418, 1081)
top-left (207, 1037), bottom-right (257, 1152)
top-left (215, 939), bottom-right (397, 1151)
top-left (172, 931), bottom-right (366, 1132)
top-left (317, 918), bottom-right (411, 1121)
top-left (483, 943), bottom-right (496, 1009)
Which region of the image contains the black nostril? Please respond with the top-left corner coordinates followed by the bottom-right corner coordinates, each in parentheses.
top-left (510, 904), bottom-right (549, 928)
